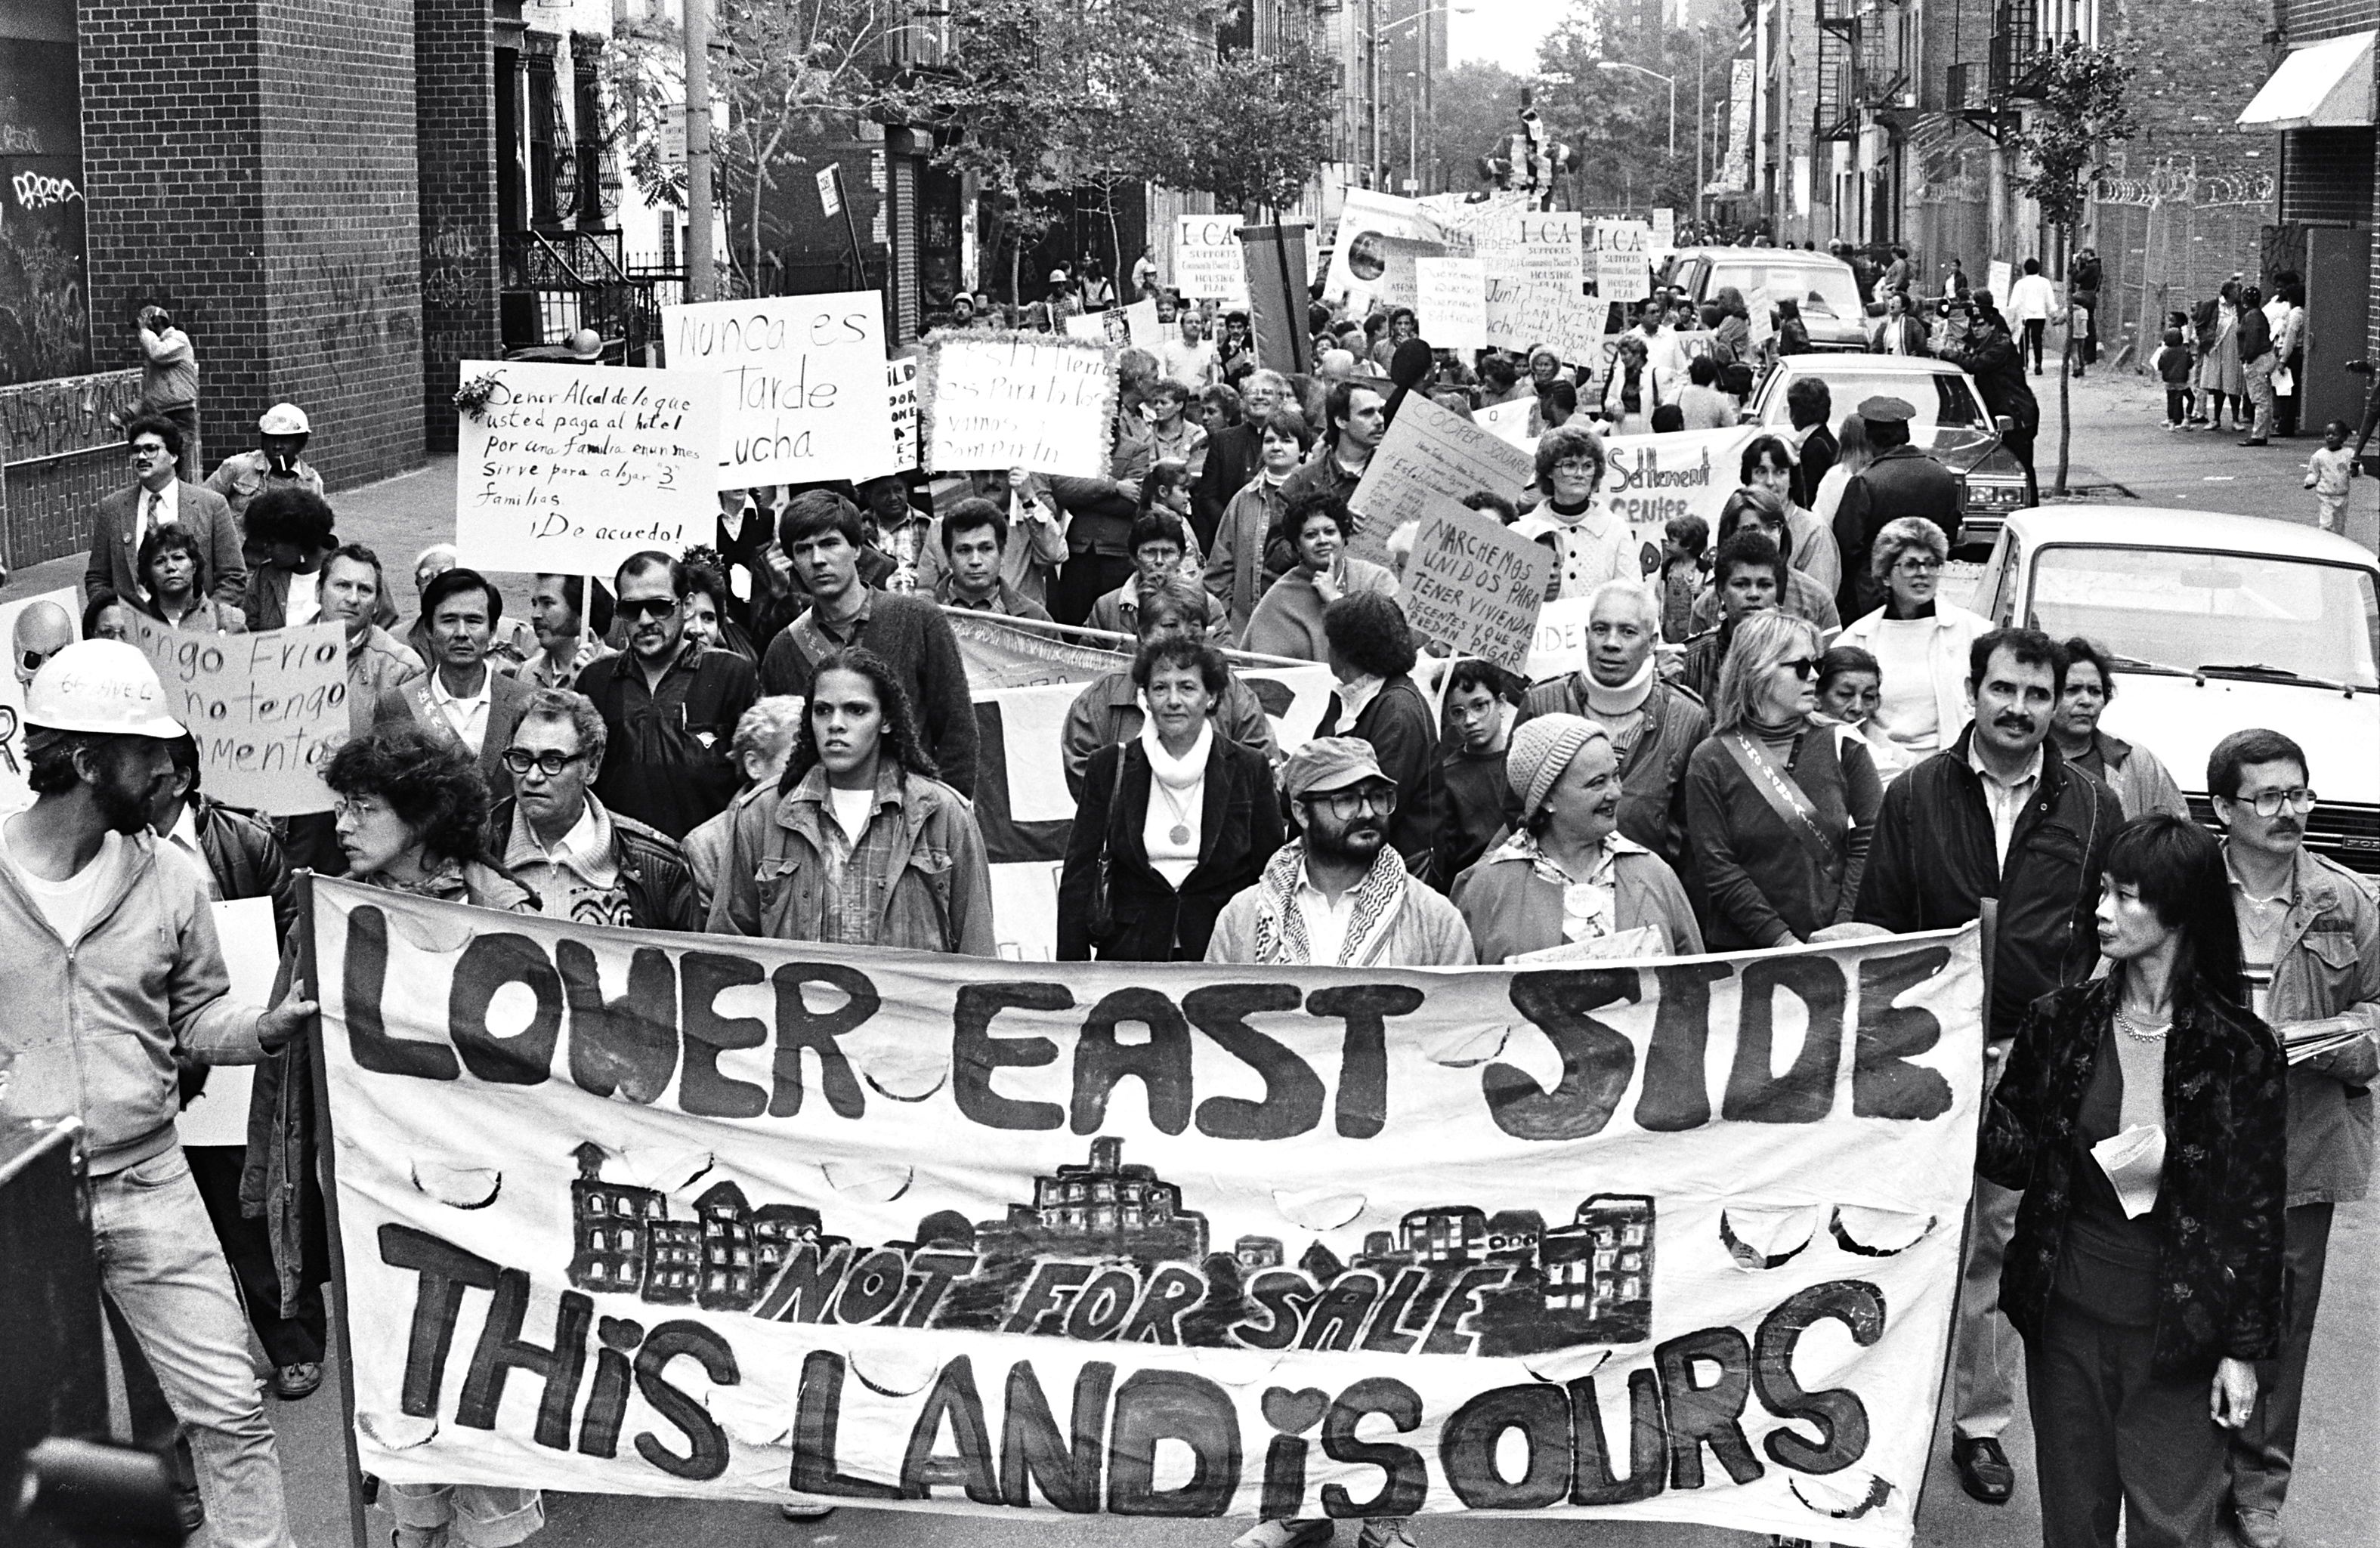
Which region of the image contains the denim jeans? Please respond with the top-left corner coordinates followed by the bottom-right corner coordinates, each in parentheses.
top-left (90, 1148), bottom-right (294, 1548)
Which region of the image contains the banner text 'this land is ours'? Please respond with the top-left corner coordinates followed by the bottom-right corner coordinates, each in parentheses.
top-left (334, 904), bottom-right (1958, 1137)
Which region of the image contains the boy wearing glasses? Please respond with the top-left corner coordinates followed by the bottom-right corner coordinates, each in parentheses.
top-left (490, 688), bottom-right (700, 931)
top-left (2210, 729), bottom-right (2380, 1548)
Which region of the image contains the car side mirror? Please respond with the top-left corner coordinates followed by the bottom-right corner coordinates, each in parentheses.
top-left (1995, 414), bottom-right (2016, 435)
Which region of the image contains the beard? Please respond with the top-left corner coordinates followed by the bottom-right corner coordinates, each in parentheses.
top-left (94, 768), bottom-right (157, 835)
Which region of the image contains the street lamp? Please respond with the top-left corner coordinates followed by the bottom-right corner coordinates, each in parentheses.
top-left (1367, 3), bottom-right (1472, 192)
top-left (1594, 60), bottom-right (1676, 156)
top-left (1596, 42), bottom-right (1707, 227)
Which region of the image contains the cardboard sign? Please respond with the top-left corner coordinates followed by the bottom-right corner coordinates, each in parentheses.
top-left (1476, 397), bottom-right (1536, 449)
top-left (1482, 211), bottom-right (1588, 359)
top-left (0, 587), bottom-right (79, 815)
top-left (1414, 257), bottom-right (1486, 353)
top-left (1590, 219), bottom-right (1655, 301)
top-left (924, 332), bottom-right (1117, 477)
top-left (453, 360), bottom-right (720, 573)
top-left (1398, 501), bottom-right (1551, 669)
top-left (1596, 424), bottom-right (1766, 536)
top-left (121, 614), bottom-right (347, 815)
top-left (884, 356), bottom-right (921, 473)
top-left (1123, 298), bottom-right (1164, 351)
top-left (816, 165), bottom-right (841, 217)
top-left (1348, 391), bottom-right (1539, 561)
top-left (663, 294), bottom-right (895, 489)
top-left (318, 873), bottom-right (1982, 1546)
top-left (1176, 214), bottom-right (1249, 307)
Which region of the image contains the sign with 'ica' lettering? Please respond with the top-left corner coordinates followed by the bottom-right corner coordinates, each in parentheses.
top-left (316, 875), bottom-right (1980, 1544)
top-left (453, 360), bottom-right (721, 575)
top-left (122, 614), bottom-right (347, 814)
top-left (1176, 214), bottom-right (1249, 307)
top-left (663, 294), bottom-right (895, 490)
top-left (923, 332), bottom-right (1117, 477)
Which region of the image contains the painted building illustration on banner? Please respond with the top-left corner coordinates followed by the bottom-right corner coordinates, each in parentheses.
top-left (562, 1137), bottom-right (1658, 1352)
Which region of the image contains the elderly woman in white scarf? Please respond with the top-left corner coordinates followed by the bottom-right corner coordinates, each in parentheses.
top-left (1449, 712), bottom-right (1703, 963)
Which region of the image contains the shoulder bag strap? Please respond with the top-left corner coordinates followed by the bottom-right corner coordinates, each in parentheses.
top-left (1718, 731), bottom-right (1840, 872)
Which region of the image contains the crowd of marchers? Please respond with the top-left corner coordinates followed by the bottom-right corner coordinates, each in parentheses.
top-left (2, 289), bottom-right (2372, 1548)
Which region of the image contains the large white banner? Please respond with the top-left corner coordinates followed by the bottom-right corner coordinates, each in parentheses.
top-left (318, 879), bottom-right (1981, 1546)
top-left (663, 294), bottom-right (896, 490)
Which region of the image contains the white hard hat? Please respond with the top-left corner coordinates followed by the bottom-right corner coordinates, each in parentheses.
top-left (567, 329), bottom-right (604, 360)
top-left (258, 402), bottom-right (310, 436)
top-left (26, 640), bottom-right (186, 739)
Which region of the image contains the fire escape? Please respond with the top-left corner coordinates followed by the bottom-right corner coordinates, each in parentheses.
top-left (1816, 0), bottom-right (1860, 144)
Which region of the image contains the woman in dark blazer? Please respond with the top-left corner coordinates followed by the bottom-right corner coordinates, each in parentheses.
top-left (1980, 813), bottom-right (2287, 1548)
top-left (1317, 590), bottom-right (1442, 877)
top-left (1058, 635), bottom-right (1284, 961)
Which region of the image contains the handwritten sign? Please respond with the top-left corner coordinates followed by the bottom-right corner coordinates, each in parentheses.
top-left (1176, 214), bottom-right (1248, 306)
top-left (1123, 298), bottom-right (1164, 351)
top-left (1347, 391), bottom-right (1538, 561)
top-left (1986, 260), bottom-right (2014, 307)
top-left (924, 332), bottom-right (1117, 477)
top-left (884, 355), bottom-right (920, 473)
top-left (1476, 397), bottom-right (1535, 448)
top-left (663, 293), bottom-right (892, 489)
top-left (1598, 424), bottom-right (1762, 535)
top-left (0, 588), bottom-right (79, 814)
top-left (122, 613), bottom-right (347, 815)
top-left (453, 360), bottom-right (719, 574)
top-left (1482, 212), bottom-right (1587, 359)
top-left (1414, 256), bottom-right (1485, 353)
top-left (1590, 218), bottom-right (1654, 301)
top-left (1399, 501), bottom-right (1550, 669)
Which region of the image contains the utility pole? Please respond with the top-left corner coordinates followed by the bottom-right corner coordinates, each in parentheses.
top-left (685, 0), bottom-right (715, 300)
top-left (1695, 29), bottom-right (1708, 229)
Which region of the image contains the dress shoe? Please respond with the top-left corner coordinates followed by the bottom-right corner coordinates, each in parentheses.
top-left (175, 1482), bottom-right (205, 1534)
top-left (2239, 438), bottom-right (2269, 446)
top-left (1952, 1434), bottom-right (2014, 1504)
top-left (275, 1361), bottom-right (323, 1400)
top-left (2232, 1506), bottom-right (2284, 1548)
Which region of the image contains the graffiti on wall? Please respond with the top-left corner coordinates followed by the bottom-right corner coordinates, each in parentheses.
top-left (0, 369), bottom-right (141, 461)
top-left (0, 43), bottom-right (94, 386)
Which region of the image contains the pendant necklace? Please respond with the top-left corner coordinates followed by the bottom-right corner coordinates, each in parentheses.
top-left (1155, 780), bottom-right (1194, 848)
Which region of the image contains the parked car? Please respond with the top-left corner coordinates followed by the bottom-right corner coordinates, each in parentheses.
top-left (1748, 353), bottom-right (2033, 548)
top-left (1656, 249), bottom-right (1868, 351)
top-left (1974, 507), bottom-right (2380, 877)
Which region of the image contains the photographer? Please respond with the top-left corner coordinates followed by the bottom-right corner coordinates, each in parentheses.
top-left (136, 304), bottom-right (202, 476)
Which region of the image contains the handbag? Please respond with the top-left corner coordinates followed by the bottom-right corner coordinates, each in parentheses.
top-left (1083, 749), bottom-right (1124, 944)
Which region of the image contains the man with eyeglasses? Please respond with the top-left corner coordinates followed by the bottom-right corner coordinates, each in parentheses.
top-left (87, 416), bottom-right (246, 616)
top-left (13, 599), bottom-right (75, 690)
top-left (2207, 729), bottom-right (2379, 1548)
top-left (489, 688), bottom-right (698, 931)
top-left (574, 549), bottom-right (758, 839)
top-left (1856, 626), bottom-right (2122, 1509)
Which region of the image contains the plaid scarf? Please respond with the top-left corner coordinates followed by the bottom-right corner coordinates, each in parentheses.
top-left (1247, 841), bottom-right (1411, 966)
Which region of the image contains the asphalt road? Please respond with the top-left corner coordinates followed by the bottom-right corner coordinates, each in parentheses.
top-left (38, 369), bottom-right (2377, 1548)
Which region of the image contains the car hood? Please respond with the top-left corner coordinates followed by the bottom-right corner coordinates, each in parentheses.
top-left (1925, 423), bottom-right (2008, 477)
top-left (2098, 674), bottom-right (2380, 801)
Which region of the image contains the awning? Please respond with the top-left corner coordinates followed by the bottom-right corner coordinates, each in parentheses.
top-left (2236, 31), bottom-right (2376, 130)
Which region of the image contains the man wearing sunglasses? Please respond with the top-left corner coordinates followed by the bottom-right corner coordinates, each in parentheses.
top-left (2208, 729), bottom-right (2380, 1548)
top-left (13, 599), bottom-right (74, 689)
top-left (487, 687), bottom-right (698, 932)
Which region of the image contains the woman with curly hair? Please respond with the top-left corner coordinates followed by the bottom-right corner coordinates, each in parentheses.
top-left (1834, 515), bottom-right (1990, 763)
top-left (675, 555), bottom-right (758, 663)
top-left (705, 646), bottom-right (994, 954)
top-left (323, 721), bottom-right (534, 911)
top-left (1981, 814), bottom-right (2286, 1548)
top-left (1243, 489), bottom-right (1398, 663)
top-left (1316, 591), bottom-right (1441, 876)
top-left (240, 485), bottom-right (339, 632)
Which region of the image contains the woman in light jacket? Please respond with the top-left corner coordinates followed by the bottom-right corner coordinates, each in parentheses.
top-left (1451, 713), bottom-right (1703, 963)
top-left (1834, 517), bottom-right (1989, 765)
top-left (1598, 334), bottom-right (1668, 437)
top-left (707, 647), bottom-right (995, 956)
top-left (1205, 408), bottom-right (1311, 640)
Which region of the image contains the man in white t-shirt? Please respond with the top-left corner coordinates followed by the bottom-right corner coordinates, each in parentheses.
top-left (1163, 311), bottom-right (1219, 389)
top-left (0, 640), bottom-right (314, 1548)
top-left (2004, 258), bottom-right (2058, 375)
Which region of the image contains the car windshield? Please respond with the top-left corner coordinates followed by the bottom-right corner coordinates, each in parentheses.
top-left (2027, 545), bottom-right (2380, 691)
top-left (1711, 262), bottom-right (1864, 323)
top-left (1764, 370), bottom-right (1985, 429)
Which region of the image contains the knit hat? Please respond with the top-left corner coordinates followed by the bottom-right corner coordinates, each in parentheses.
top-left (1504, 713), bottom-right (1610, 822)
top-left (1281, 736), bottom-right (1386, 800)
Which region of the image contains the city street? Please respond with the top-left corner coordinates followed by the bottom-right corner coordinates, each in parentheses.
top-left (46, 370), bottom-right (2352, 1548)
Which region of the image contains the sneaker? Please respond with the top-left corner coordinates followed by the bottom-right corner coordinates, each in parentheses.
top-left (1232, 1522), bottom-right (1336, 1548)
top-left (1355, 1521), bottom-right (1418, 1548)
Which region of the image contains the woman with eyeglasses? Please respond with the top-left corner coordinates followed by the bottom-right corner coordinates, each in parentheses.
top-left (1834, 516), bottom-right (1989, 764)
top-left (82, 592), bottom-right (134, 643)
top-left (323, 721), bottom-right (536, 912)
top-left (1451, 712), bottom-right (1703, 963)
top-left (1684, 611), bottom-right (1884, 950)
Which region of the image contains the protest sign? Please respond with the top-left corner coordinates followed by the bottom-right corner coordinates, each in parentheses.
top-left (1124, 299), bottom-right (1164, 351)
top-left (119, 613), bottom-right (346, 814)
top-left (884, 356), bottom-right (921, 474)
top-left (1177, 215), bottom-right (1249, 307)
top-left (1347, 392), bottom-right (1538, 561)
top-left (1062, 312), bottom-right (1114, 345)
top-left (0, 587), bottom-right (79, 814)
top-left (1590, 219), bottom-right (1655, 301)
top-left (1475, 397), bottom-right (1536, 450)
top-left (317, 873), bottom-right (1982, 1547)
top-left (1986, 261), bottom-right (2013, 306)
top-left (1414, 257), bottom-right (1486, 353)
top-left (924, 333), bottom-right (1116, 478)
top-left (1650, 208), bottom-right (1676, 251)
top-left (453, 360), bottom-right (720, 574)
top-left (1398, 502), bottom-right (1550, 669)
top-left (175, 897), bottom-right (277, 1148)
top-left (1597, 424), bottom-right (1764, 536)
top-left (1482, 212), bottom-right (1588, 360)
top-left (663, 294), bottom-right (894, 490)
top-left (1324, 188), bottom-right (1447, 307)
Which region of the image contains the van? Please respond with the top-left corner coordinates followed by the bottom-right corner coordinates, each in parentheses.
top-left (1656, 249), bottom-right (1869, 351)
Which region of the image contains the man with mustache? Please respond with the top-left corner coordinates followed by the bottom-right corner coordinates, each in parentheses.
top-left (1854, 626), bottom-right (2122, 1508)
top-left (2208, 729), bottom-right (2379, 1548)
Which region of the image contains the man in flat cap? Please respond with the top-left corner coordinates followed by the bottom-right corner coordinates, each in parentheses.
top-left (1207, 737), bottom-right (1475, 973)
top-left (1831, 394), bottom-right (1963, 619)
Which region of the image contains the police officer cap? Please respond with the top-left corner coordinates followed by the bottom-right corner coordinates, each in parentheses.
top-left (1856, 396), bottom-right (1917, 425)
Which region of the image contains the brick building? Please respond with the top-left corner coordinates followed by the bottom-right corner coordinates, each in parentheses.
top-left (2237, 7), bottom-right (2376, 435)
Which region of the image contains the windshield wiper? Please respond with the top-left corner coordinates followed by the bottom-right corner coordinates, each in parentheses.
top-left (2100, 653), bottom-right (2193, 678)
top-left (2196, 663), bottom-right (2362, 694)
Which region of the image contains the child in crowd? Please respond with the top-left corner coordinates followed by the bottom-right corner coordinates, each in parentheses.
top-left (2305, 419), bottom-right (2354, 533)
top-left (2153, 326), bottom-right (2194, 430)
top-left (1658, 514), bottom-right (1709, 644)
